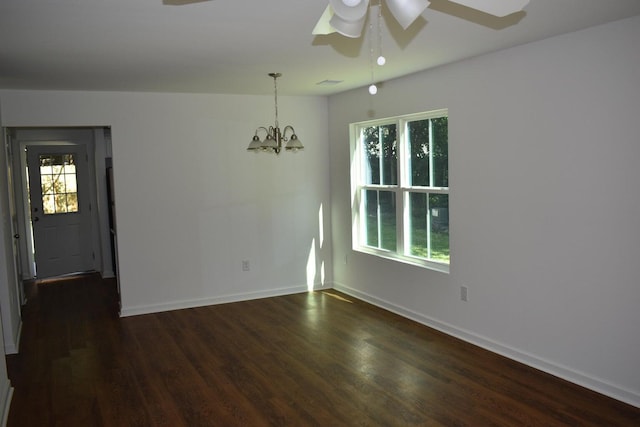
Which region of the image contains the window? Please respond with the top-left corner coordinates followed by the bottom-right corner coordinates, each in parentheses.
top-left (39, 153), bottom-right (79, 214)
top-left (350, 109), bottom-right (449, 272)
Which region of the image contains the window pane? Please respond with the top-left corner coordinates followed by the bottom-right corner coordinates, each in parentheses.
top-left (42, 195), bottom-right (55, 214)
top-left (379, 191), bottom-right (396, 251)
top-left (364, 190), bottom-right (379, 247)
top-left (362, 127), bottom-right (380, 185)
top-left (408, 193), bottom-right (428, 257)
top-left (432, 117), bottom-right (449, 187)
top-left (361, 124), bottom-right (397, 185)
top-left (408, 120), bottom-right (430, 187)
top-left (67, 193), bottom-right (79, 212)
top-left (408, 192), bottom-right (449, 263)
top-left (41, 175), bottom-right (54, 195)
top-left (380, 124), bottom-right (397, 185)
top-left (55, 194), bottom-right (67, 213)
top-left (363, 190), bottom-right (396, 251)
top-left (65, 174), bottom-right (77, 192)
top-left (430, 194), bottom-right (449, 263)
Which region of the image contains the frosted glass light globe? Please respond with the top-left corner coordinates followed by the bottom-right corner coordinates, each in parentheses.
top-left (342, 0), bottom-right (362, 6)
top-left (377, 55), bottom-right (386, 66)
top-left (368, 84), bottom-right (378, 95)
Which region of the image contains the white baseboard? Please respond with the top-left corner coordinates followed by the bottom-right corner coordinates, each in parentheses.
top-left (0, 383), bottom-right (13, 427)
top-left (120, 285), bottom-right (309, 317)
top-left (100, 270), bottom-right (116, 279)
top-left (3, 320), bottom-right (22, 355)
top-left (333, 281), bottom-right (640, 409)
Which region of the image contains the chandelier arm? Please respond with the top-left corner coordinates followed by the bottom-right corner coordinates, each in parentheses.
top-left (282, 125), bottom-right (297, 141)
top-left (254, 126), bottom-right (272, 137)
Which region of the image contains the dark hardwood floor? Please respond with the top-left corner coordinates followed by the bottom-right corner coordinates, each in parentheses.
top-left (6, 274), bottom-right (640, 426)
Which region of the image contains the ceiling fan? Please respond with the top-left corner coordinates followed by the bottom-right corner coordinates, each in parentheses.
top-left (313, 0), bottom-right (530, 38)
top-left (162, 0), bottom-right (213, 5)
top-left (163, 0), bottom-right (530, 38)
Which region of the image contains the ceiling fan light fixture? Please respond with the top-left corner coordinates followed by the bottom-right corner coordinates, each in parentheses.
top-left (330, 13), bottom-right (368, 38)
top-left (329, 0), bottom-right (369, 21)
top-left (385, 0), bottom-right (429, 30)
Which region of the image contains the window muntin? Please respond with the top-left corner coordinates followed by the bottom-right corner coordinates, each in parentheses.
top-left (351, 110), bottom-right (449, 272)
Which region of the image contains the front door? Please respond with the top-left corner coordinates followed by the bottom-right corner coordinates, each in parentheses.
top-left (26, 145), bottom-right (93, 278)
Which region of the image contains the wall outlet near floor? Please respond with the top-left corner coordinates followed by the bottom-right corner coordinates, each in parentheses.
top-left (242, 260), bottom-right (250, 271)
top-left (460, 286), bottom-right (468, 302)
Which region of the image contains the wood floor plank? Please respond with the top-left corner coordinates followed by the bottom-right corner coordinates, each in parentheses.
top-left (6, 274), bottom-right (640, 426)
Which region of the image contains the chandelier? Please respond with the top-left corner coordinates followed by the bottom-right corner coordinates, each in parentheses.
top-left (247, 73), bottom-right (303, 154)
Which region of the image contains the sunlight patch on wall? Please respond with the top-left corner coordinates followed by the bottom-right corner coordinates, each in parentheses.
top-left (318, 204), bottom-right (324, 248)
top-left (306, 238), bottom-right (317, 291)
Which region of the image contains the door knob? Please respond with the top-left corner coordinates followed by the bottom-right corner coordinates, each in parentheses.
top-left (13, 234), bottom-right (19, 239)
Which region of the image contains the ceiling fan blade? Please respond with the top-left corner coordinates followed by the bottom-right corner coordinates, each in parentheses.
top-left (312, 5), bottom-right (337, 35)
top-left (329, 12), bottom-right (367, 38)
top-left (163, 0), bottom-right (214, 5)
top-left (448, 0), bottom-right (530, 17)
top-left (386, 0), bottom-right (430, 30)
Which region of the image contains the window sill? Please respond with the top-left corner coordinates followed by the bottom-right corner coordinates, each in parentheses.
top-left (354, 246), bottom-right (450, 274)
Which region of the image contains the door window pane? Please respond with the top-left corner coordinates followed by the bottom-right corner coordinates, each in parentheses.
top-left (39, 153), bottom-right (79, 214)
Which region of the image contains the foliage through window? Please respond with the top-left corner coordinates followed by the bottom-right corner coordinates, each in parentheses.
top-left (351, 110), bottom-right (449, 271)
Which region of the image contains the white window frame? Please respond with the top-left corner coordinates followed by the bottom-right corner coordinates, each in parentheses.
top-left (350, 109), bottom-right (450, 273)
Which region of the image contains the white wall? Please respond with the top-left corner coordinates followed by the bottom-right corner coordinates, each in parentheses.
top-left (0, 148), bottom-right (21, 353)
top-left (329, 15), bottom-right (640, 407)
top-left (0, 102), bottom-right (15, 423)
top-left (0, 90), bottom-right (332, 315)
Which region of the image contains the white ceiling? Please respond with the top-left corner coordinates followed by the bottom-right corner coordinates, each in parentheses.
top-left (1, 0), bottom-right (639, 96)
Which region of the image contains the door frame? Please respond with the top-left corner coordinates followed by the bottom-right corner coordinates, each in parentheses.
top-left (8, 127), bottom-right (115, 281)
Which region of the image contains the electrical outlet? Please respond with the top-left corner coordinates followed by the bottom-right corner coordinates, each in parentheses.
top-left (460, 286), bottom-right (468, 302)
top-left (242, 260), bottom-right (250, 271)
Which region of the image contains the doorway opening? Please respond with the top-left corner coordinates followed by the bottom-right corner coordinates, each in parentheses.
top-left (4, 126), bottom-right (120, 310)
